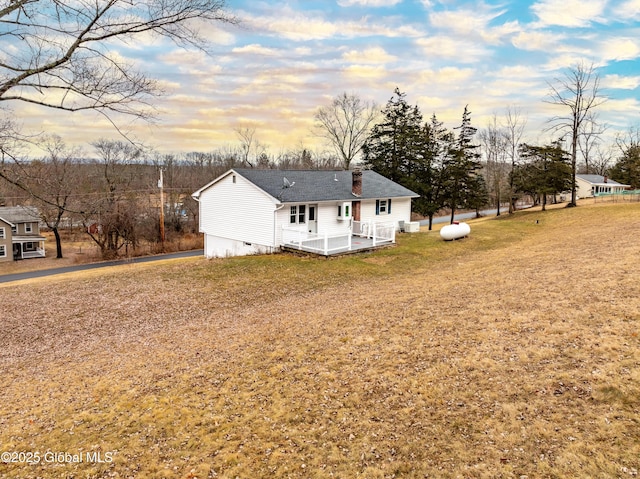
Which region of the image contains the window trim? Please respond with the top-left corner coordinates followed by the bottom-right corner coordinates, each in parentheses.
top-left (0, 227), bottom-right (5, 239)
top-left (0, 244), bottom-right (5, 258)
top-left (289, 204), bottom-right (309, 225)
top-left (25, 223), bottom-right (33, 233)
top-left (375, 198), bottom-right (392, 215)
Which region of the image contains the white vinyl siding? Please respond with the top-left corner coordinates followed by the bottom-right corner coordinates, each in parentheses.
top-left (362, 198), bottom-right (411, 230)
top-left (198, 172), bottom-right (278, 251)
top-left (204, 235), bottom-right (276, 258)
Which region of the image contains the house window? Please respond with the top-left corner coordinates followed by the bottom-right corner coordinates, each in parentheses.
top-left (0, 245), bottom-right (5, 257)
top-left (24, 242), bottom-right (35, 251)
top-left (290, 205), bottom-right (307, 224)
top-left (232, 175), bottom-right (236, 184)
top-left (25, 223), bottom-right (33, 233)
top-left (0, 227), bottom-right (4, 239)
top-left (11, 225), bottom-right (16, 234)
top-left (376, 199), bottom-right (392, 215)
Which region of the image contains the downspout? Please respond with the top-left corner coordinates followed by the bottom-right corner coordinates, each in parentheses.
top-left (191, 192), bottom-right (202, 233)
top-left (274, 202), bottom-right (285, 251)
top-left (191, 191), bottom-right (205, 256)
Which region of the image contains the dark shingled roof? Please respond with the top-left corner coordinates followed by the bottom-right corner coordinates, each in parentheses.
top-left (234, 169), bottom-right (418, 203)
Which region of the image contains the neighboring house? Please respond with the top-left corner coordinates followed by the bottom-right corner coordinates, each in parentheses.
top-left (192, 169), bottom-right (419, 258)
top-left (0, 206), bottom-right (46, 262)
top-left (575, 175), bottom-right (630, 199)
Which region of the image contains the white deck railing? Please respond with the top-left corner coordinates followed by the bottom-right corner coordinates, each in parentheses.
top-left (281, 226), bottom-right (352, 255)
top-left (282, 219), bottom-right (395, 256)
top-left (352, 220), bottom-right (396, 244)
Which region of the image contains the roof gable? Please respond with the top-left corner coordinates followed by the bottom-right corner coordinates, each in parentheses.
top-left (229, 169), bottom-right (418, 203)
top-left (191, 169), bottom-right (280, 204)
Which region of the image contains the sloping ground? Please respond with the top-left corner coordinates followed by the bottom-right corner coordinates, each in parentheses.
top-left (0, 203), bottom-right (638, 479)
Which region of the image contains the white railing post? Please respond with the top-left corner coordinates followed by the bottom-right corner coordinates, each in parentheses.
top-left (324, 231), bottom-right (329, 255)
top-left (373, 221), bottom-right (377, 246)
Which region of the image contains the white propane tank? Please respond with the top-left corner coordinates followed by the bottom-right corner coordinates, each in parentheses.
top-left (440, 221), bottom-right (471, 241)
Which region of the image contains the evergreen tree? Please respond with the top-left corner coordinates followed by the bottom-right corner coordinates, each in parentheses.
top-left (411, 114), bottom-right (452, 229)
top-left (515, 141), bottom-right (572, 210)
top-left (442, 106), bottom-right (487, 223)
top-left (609, 144), bottom-right (640, 189)
top-left (362, 88), bottom-right (423, 184)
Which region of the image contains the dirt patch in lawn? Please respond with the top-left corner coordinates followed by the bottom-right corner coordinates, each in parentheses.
top-left (1, 203), bottom-right (639, 478)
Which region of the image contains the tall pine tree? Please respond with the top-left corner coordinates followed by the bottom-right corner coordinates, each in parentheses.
top-left (362, 88), bottom-right (423, 184)
top-left (411, 114), bottom-right (452, 229)
top-left (442, 106), bottom-right (487, 223)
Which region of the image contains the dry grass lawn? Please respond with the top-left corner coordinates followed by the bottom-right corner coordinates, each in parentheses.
top-left (0, 202), bottom-right (639, 478)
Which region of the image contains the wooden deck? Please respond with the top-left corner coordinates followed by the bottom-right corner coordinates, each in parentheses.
top-left (282, 235), bottom-right (394, 257)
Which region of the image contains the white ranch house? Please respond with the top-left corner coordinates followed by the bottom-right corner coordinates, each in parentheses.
top-left (192, 169), bottom-right (418, 257)
top-left (575, 174), bottom-right (630, 198)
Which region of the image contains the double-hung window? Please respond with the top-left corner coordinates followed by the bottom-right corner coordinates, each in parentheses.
top-left (0, 227), bottom-right (5, 239)
top-left (0, 245), bottom-right (5, 257)
top-left (290, 205), bottom-right (307, 224)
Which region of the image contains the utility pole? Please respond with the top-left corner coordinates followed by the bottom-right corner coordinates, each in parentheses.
top-left (158, 168), bottom-right (165, 246)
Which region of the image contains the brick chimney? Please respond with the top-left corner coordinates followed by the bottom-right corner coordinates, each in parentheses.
top-left (352, 169), bottom-right (362, 197)
top-left (352, 169), bottom-right (362, 222)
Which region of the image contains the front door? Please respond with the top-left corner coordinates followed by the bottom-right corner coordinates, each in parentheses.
top-left (308, 204), bottom-right (318, 234)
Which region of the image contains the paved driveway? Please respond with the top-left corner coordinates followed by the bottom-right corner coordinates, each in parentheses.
top-left (0, 249), bottom-right (204, 284)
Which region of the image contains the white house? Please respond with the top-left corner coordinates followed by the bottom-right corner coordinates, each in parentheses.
top-left (575, 175), bottom-right (629, 199)
top-left (192, 169), bottom-right (419, 258)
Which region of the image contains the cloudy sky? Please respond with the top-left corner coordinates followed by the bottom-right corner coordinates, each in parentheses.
top-left (14, 0), bottom-right (640, 158)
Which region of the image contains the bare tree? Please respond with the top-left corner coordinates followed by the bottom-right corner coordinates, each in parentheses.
top-left (590, 144), bottom-right (614, 176)
top-left (545, 62), bottom-right (607, 207)
top-left (0, 135), bottom-right (82, 258)
top-left (479, 115), bottom-right (509, 216)
top-left (235, 127), bottom-right (267, 168)
top-left (502, 106), bottom-right (527, 213)
top-left (81, 139), bottom-right (145, 259)
top-left (578, 112), bottom-right (607, 174)
top-left (314, 92), bottom-right (378, 170)
top-left (0, 1), bottom-right (237, 125)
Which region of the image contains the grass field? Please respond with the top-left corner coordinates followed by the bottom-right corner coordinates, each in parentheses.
top-left (1, 202), bottom-right (639, 478)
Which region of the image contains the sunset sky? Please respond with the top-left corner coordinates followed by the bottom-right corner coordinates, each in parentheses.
top-left (13, 0), bottom-right (640, 159)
